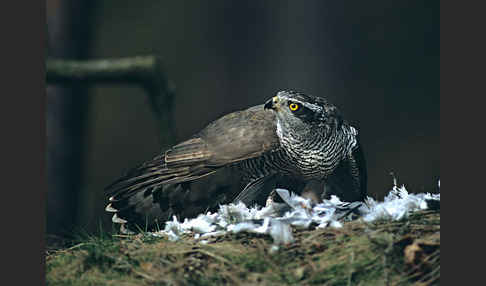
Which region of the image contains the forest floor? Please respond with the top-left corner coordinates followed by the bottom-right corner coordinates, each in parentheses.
top-left (46, 209), bottom-right (439, 285)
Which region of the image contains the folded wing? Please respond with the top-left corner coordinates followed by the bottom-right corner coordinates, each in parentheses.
top-left (106, 104), bottom-right (280, 202)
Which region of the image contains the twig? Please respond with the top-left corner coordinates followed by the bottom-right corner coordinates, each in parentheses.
top-left (132, 269), bottom-right (157, 282)
top-left (196, 249), bottom-right (233, 265)
top-left (49, 242), bottom-right (87, 255)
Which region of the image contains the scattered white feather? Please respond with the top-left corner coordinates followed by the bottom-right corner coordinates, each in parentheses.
top-left (151, 180), bottom-right (440, 250)
top-left (361, 184), bottom-right (440, 222)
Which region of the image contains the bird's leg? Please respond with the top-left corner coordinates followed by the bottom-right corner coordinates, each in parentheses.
top-left (301, 179), bottom-right (325, 204)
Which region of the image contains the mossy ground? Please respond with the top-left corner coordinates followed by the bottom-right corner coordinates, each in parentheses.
top-left (46, 210), bottom-right (439, 285)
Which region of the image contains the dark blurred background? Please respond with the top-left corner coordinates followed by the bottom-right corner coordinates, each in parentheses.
top-left (46, 0), bottom-right (439, 236)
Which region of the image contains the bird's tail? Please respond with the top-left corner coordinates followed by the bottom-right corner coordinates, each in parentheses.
top-left (105, 166), bottom-right (246, 233)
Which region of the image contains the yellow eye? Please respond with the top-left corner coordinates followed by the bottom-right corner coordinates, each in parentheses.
top-left (289, 103), bottom-right (300, 111)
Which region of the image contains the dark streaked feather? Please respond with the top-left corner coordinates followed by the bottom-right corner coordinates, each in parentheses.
top-left (232, 173), bottom-right (278, 205)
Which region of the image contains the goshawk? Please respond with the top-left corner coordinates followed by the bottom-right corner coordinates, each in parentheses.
top-left (105, 90), bottom-right (367, 231)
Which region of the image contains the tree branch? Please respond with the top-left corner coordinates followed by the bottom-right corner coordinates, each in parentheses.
top-left (46, 56), bottom-right (176, 147)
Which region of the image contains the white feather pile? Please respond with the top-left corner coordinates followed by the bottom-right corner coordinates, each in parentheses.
top-left (152, 181), bottom-right (440, 250)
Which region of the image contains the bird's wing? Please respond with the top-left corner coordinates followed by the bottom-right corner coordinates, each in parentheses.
top-left (199, 104), bottom-right (280, 166)
top-left (106, 104), bottom-right (280, 200)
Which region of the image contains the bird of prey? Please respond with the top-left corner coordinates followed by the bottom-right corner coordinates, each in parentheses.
top-left (105, 90), bottom-right (367, 232)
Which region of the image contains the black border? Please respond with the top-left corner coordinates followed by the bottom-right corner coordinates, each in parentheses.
top-left (2, 1), bottom-right (46, 285)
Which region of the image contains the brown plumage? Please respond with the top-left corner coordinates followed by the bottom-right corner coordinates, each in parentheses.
top-left (106, 104), bottom-right (279, 200)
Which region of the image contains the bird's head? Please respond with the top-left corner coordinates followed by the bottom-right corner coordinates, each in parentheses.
top-left (264, 90), bottom-right (343, 136)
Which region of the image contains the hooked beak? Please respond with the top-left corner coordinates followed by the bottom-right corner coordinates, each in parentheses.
top-left (264, 96), bottom-right (280, 111)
